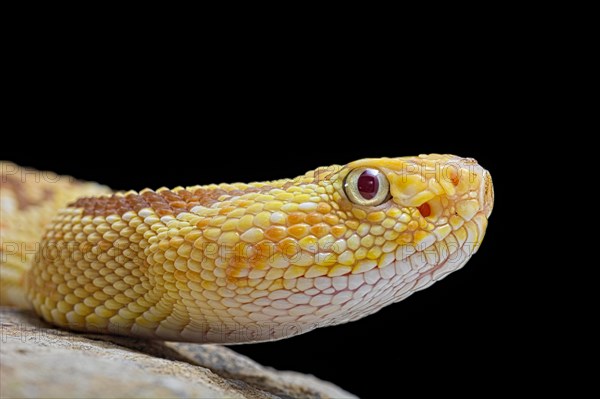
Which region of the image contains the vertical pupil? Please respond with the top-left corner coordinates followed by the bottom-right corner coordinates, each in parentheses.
top-left (357, 170), bottom-right (379, 199)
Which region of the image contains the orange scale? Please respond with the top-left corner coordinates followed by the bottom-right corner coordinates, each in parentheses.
top-left (331, 225), bottom-right (347, 238)
top-left (310, 223), bottom-right (330, 238)
top-left (288, 224), bottom-right (309, 239)
top-left (218, 206), bottom-right (236, 215)
top-left (277, 237), bottom-right (299, 257)
top-left (323, 214), bottom-right (339, 225)
top-left (196, 219), bottom-right (211, 228)
top-left (264, 226), bottom-right (288, 241)
top-left (317, 202), bottom-right (332, 214)
top-left (170, 201), bottom-right (188, 209)
top-left (305, 213), bottom-right (323, 225)
top-left (287, 212), bottom-right (306, 225)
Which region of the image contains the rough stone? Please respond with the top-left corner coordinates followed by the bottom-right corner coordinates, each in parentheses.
top-left (0, 307), bottom-right (355, 398)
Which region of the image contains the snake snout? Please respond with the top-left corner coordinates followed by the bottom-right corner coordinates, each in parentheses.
top-left (482, 169), bottom-right (494, 218)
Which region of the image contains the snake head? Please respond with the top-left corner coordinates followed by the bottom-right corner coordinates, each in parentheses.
top-left (305, 154), bottom-right (494, 323)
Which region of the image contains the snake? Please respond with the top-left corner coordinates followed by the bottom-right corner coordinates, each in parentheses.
top-left (0, 155), bottom-right (493, 344)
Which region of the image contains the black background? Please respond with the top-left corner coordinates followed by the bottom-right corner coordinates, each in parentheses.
top-left (5, 132), bottom-right (518, 398)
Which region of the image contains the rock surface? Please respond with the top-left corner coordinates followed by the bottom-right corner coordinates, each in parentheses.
top-left (0, 307), bottom-right (355, 398)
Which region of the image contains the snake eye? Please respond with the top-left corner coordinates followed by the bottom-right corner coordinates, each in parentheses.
top-left (344, 168), bottom-right (391, 206)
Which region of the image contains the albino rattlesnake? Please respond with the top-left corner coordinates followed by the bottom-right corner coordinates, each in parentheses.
top-left (0, 155), bottom-right (493, 343)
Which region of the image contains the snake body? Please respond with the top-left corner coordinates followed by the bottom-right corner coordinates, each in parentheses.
top-left (0, 155), bottom-right (493, 343)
